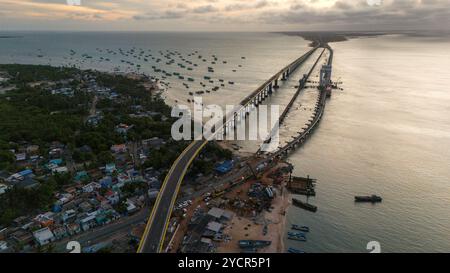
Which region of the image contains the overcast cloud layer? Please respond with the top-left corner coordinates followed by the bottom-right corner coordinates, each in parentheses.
top-left (0, 0), bottom-right (449, 31)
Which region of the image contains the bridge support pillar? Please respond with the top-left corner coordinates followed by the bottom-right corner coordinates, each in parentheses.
top-left (268, 83), bottom-right (273, 94)
top-left (274, 79), bottom-right (279, 89)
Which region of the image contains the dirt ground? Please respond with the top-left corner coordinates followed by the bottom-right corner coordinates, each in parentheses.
top-left (217, 185), bottom-right (289, 253)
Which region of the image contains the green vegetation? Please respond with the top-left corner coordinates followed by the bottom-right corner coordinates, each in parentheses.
top-left (0, 180), bottom-right (57, 225)
top-left (0, 64), bottom-right (78, 84)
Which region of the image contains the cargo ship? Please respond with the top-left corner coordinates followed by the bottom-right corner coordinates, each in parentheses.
top-left (354, 195), bottom-right (382, 203)
top-left (292, 198), bottom-right (317, 212)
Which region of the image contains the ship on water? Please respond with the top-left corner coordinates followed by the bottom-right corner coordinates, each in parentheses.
top-left (292, 198), bottom-right (318, 213)
top-left (354, 195), bottom-right (382, 203)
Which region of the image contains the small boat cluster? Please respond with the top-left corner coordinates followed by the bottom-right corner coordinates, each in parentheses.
top-left (286, 224), bottom-right (310, 253)
top-left (34, 46), bottom-right (248, 103)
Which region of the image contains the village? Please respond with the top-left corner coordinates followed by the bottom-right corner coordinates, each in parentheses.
top-left (0, 65), bottom-right (235, 253)
top-left (0, 64), bottom-right (317, 254)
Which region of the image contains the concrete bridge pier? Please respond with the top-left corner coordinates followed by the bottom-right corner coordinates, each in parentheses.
top-left (274, 78), bottom-right (279, 89)
top-left (268, 83), bottom-right (273, 94)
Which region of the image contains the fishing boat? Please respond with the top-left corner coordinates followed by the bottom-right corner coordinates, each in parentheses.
top-left (287, 235), bottom-right (307, 242)
top-left (287, 248), bottom-right (306, 253)
top-left (288, 231), bottom-right (306, 237)
top-left (292, 198), bottom-right (317, 213)
top-left (354, 195), bottom-right (382, 203)
top-left (238, 240), bottom-right (271, 249)
top-left (291, 225), bottom-right (309, 232)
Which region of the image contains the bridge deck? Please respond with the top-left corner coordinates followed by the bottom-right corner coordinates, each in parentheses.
top-left (137, 45), bottom-right (329, 253)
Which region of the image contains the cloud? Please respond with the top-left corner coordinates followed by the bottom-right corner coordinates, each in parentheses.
top-left (1, 0), bottom-right (450, 31)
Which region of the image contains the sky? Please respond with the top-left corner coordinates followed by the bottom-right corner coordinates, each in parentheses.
top-left (0, 0), bottom-right (449, 32)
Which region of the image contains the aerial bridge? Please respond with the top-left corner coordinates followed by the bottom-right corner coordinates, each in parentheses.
top-left (137, 45), bottom-right (327, 253)
top-left (269, 45), bottom-right (334, 159)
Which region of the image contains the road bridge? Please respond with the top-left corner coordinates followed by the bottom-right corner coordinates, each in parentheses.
top-left (137, 45), bottom-right (324, 253)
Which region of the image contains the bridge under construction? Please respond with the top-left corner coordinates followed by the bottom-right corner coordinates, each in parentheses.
top-left (137, 43), bottom-right (334, 253)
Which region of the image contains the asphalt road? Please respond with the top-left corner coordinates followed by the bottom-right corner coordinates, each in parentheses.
top-left (138, 140), bottom-right (208, 253)
top-left (54, 207), bottom-right (150, 253)
top-left (137, 48), bottom-right (320, 253)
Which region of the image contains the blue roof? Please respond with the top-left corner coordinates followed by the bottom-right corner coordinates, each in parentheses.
top-left (18, 169), bottom-right (33, 177)
top-left (49, 159), bottom-right (63, 165)
top-left (215, 160), bottom-right (233, 174)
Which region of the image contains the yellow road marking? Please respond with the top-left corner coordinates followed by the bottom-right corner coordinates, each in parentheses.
top-left (137, 141), bottom-right (198, 253)
top-left (158, 140), bottom-right (208, 252)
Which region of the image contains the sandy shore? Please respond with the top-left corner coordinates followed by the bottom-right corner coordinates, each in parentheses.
top-left (217, 182), bottom-right (290, 253)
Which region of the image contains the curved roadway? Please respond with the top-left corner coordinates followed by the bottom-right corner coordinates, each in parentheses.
top-left (137, 140), bottom-right (207, 253)
top-left (137, 46), bottom-right (323, 253)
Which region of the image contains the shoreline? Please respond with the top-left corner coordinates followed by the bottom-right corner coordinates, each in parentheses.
top-left (216, 161), bottom-right (291, 253)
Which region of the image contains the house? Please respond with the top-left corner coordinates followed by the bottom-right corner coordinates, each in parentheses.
top-left (0, 184), bottom-right (10, 195)
top-left (127, 169), bottom-right (143, 182)
top-left (15, 153), bottom-right (27, 161)
top-left (7, 169), bottom-right (34, 182)
top-left (207, 207), bottom-right (234, 222)
top-left (117, 173), bottom-right (131, 184)
top-left (66, 223), bottom-right (81, 236)
top-left (56, 193), bottom-right (74, 206)
top-left (100, 176), bottom-right (113, 188)
top-left (110, 144), bottom-right (127, 154)
top-left (49, 159), bottom-right (63, 166)
top-left (105, 163), bottom-right (116, 175)
top-left (62, 209), bottom-right (77, 223)
top-left (125, 199), bottom-right (138, 214)
top-left (33, 227), bottom-right (55, 246)
top-left (86, 115), bottom-right (103, 126)
top-left (74, 171), bottom-right (89, 182)
top-left (26, 145), bottom-right (40, 155)
top-left (12, 216), bottom-right (31, 227)
top-left (105, 191), bottom-right (119, 205)
top-left (206, 221), bottom-right (223, 233)
top-left (34, 212), bottom-right (55, 228)
top-left (79, 201), bottom-right (93, 213)
top-left (51, 87), bottom-right (74, 97)
top-left (80, 214), bottom-right (97, 231)
top-left (142, 137), bottom-right (165, 149)
top-left (115, 123), bottom-right (133, 135)
top-left (49, 148), bottom-right (63, 159)
top-left (11, 229), bottom-right (34, 247)
top-left (15, 177), bottom-right (39, 189)
top-left (52, 226), bottom-right (68, 240)
top-left (0, 241), bottom-right (8, 251)
top-left (52, 166), bottom-right (68, 174)
top-left (82, 182), bottom-right (101, 193)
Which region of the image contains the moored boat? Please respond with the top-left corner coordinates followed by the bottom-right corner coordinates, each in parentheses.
top-left (238, 240), bottom-right (271, 249)
top-left (287, 247), bottom-right (306, 253)
top-left (292, 225), bottom-right (309, 232)
top-left (292, 198), bottom-right (317, 212)
top-left (287, 235), bottom-right (307, 242)
top-left (355, 195), bottom-right (382, 203)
